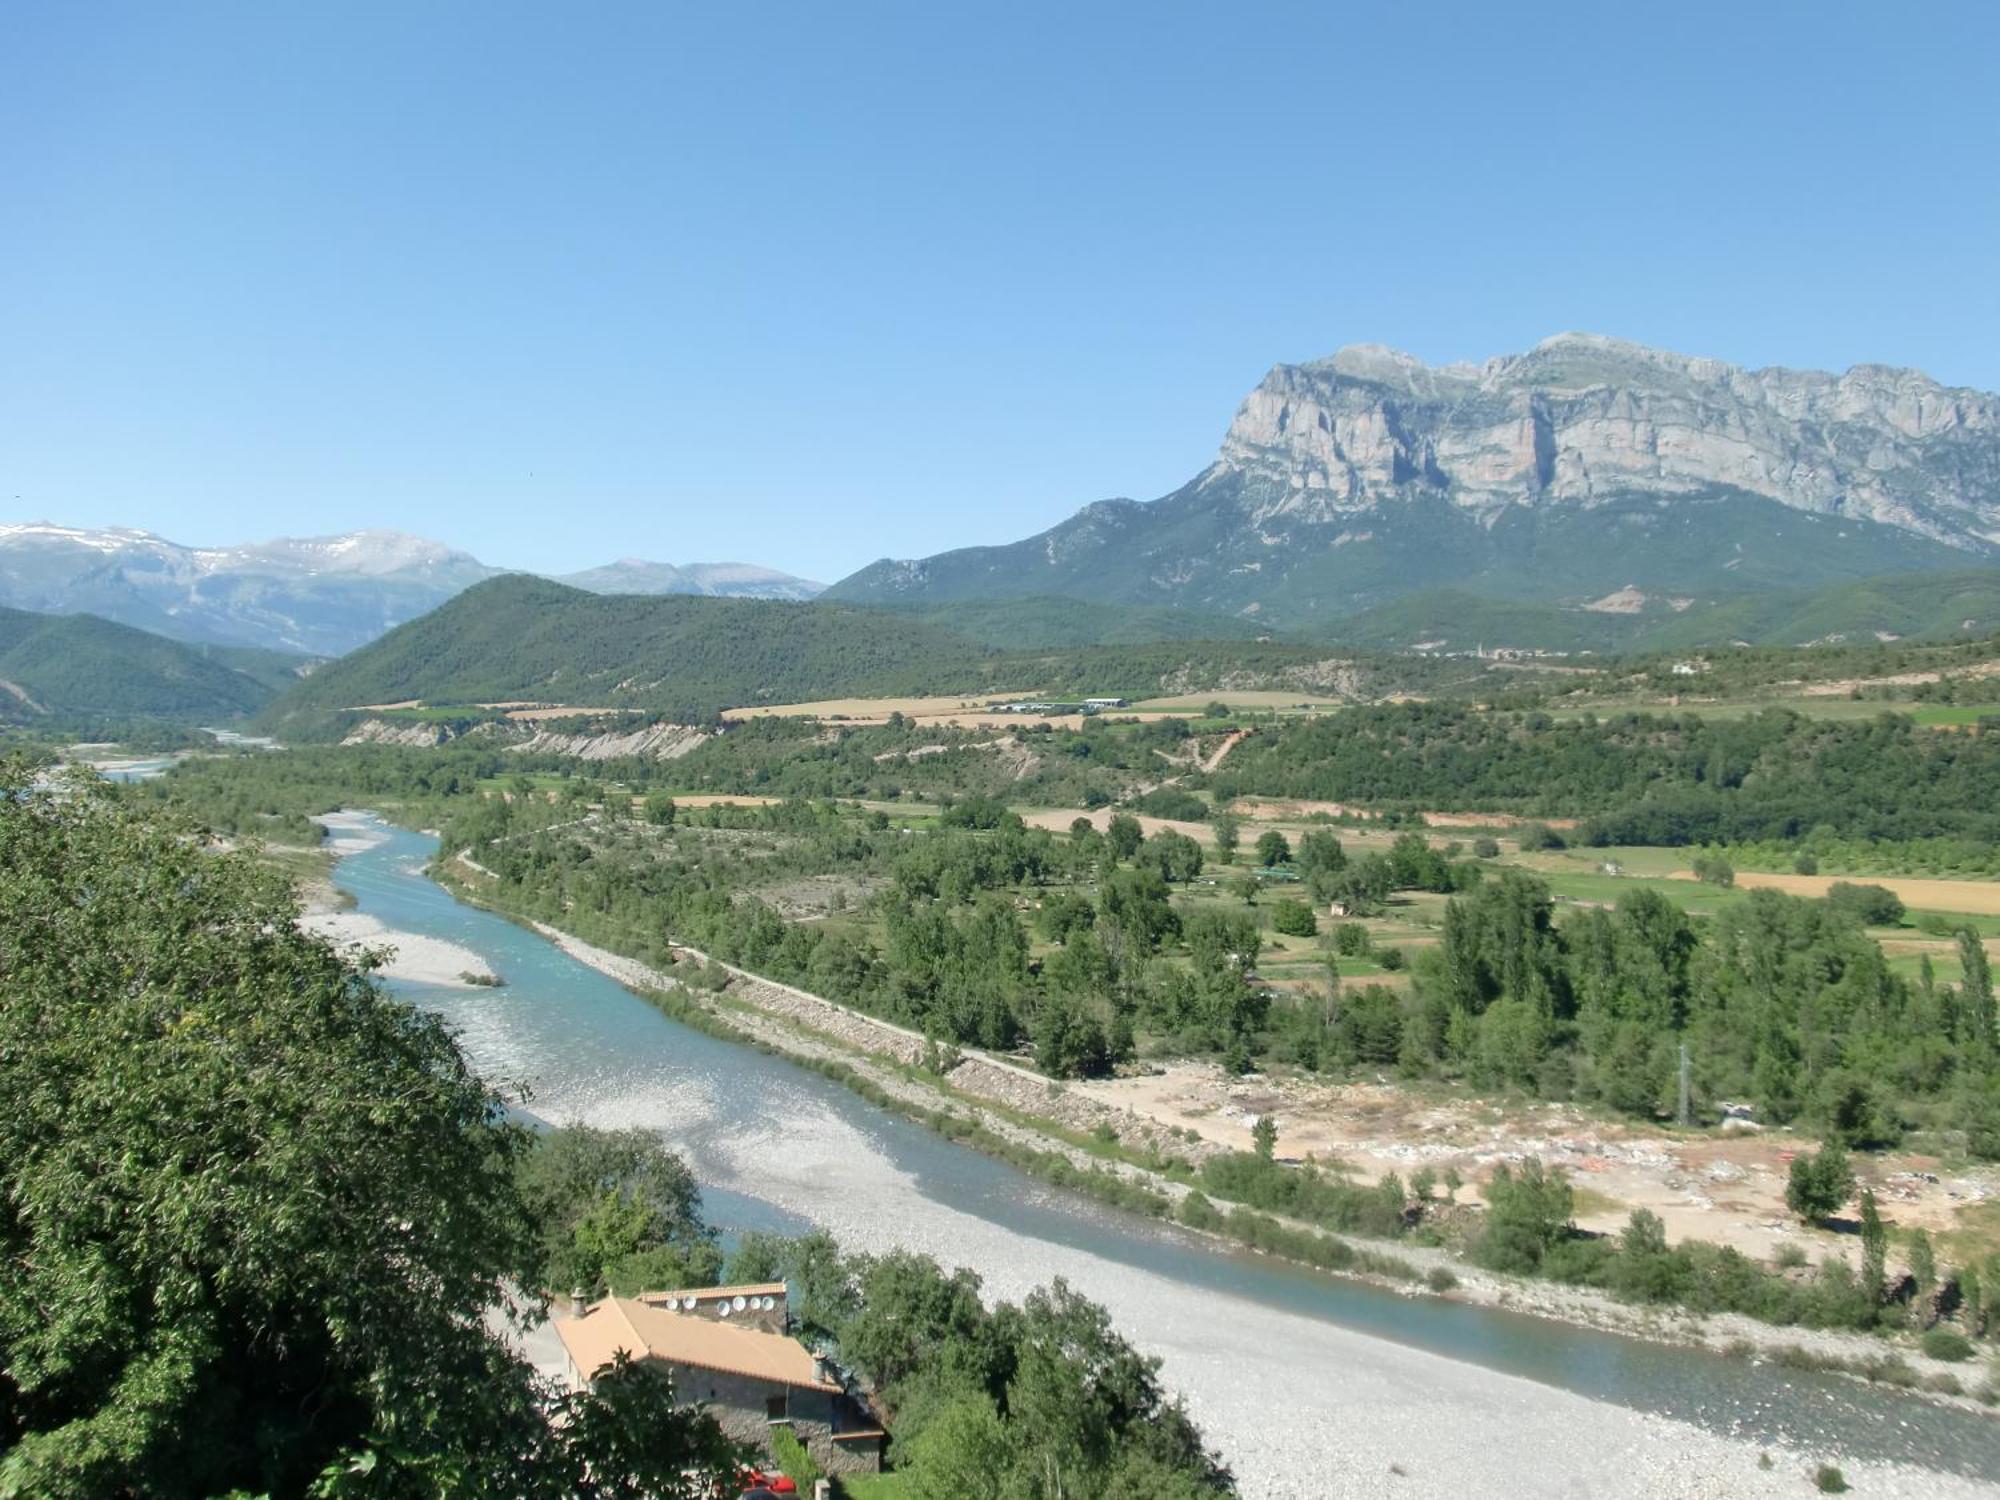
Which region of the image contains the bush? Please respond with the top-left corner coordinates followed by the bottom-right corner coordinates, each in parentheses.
top-left (769, 1427), bottom-right (823, 1492)
top-left (1692, 852), bottom-right (1735, 886)
top-left (1920, 1327), bottom-right (1975, 1362)
top-left (1814, 1464), bottom-right (1849, 1493)
top-left (1785, 1143), bottom-right (1855, 1223)
top-left (1824, 880), bottom-right (1905, 927)
top-left (1471, 836), bottom-right (1501, 859)
top-left (1334, 922), bottom-right (1372, 957)
top-left (1130, 787), bottom-right (1207, 822)
top-left (1270, 898), bottom-right (1317, 937)
top-left (1516, 823), bottom-right (1565, 852)
top-left (1793, 850), bottom-right (1819, 875)
top-left (1425, 1266), bottom-right (1459, 1293)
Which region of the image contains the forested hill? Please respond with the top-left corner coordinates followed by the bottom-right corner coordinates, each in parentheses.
top-left (0, 605), bottom-right (295, 722)
top-left (263, 574), bottom-right (1467, 734)
top-left (261, 576), bottom-right (996, 724)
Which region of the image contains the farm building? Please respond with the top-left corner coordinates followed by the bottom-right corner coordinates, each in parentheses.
top-left (553, 1288), bottom-right (887, 1475)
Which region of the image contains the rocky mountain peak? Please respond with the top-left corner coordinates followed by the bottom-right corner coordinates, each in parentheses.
top-left (1216, 335), bottom-right (2000, 546)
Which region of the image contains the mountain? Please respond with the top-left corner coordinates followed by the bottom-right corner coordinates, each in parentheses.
top-left (553, 558), bottom-right (824, 600)
top-left (827, 335), bottom-right (2000, 632)
top-left (262, 575), bottom-right (1416, 736)
top-left (0, 605), bottom-right (300, 723)
top-left (0, 524), bottom-right (825, 655)
top-left (263, 575), bottom-right (1004, 728)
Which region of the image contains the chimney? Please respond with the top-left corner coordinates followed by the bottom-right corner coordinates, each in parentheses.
top-left (569, 1287), bottom-right (590, 1319)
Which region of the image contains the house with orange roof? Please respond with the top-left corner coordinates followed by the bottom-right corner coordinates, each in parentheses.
top-left (552, 1288), bottom-right (886, 1476)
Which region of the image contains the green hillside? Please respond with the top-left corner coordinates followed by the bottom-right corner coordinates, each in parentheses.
top-left (0, 607), bottom-right (287, 722)
top-left (262, 576), bottom-right (1504, 736)
top-left (874, 594), bottom-right (1268, 648)
top-left (1326, 571), bottom-right (2000, 654)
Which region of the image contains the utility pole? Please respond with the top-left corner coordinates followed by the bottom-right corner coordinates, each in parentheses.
top-left (1677, 1042), bottom-right (1692, 1127)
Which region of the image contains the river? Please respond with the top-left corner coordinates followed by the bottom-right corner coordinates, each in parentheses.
top-left (329, 813), bottom-right (2000, 1498)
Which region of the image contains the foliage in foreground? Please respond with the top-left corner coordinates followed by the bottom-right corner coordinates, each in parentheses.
top-left (0, 763), bottom-right (742, 1497)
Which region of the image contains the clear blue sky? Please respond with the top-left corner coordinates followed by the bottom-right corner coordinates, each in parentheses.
top-left (3, 2), bottom-right (1996, 581)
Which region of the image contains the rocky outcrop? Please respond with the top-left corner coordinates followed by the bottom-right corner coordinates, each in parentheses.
top-left (341, 717), bottom-right (458, 748)
top-left (508, 722), bottom-right (711, 761)
top-left (341, 715), bottom-right (711, 760)
top-left (1216, 334), bottom-right (2000, 548)
top-left (827, 336), bottom-right (2000, 632)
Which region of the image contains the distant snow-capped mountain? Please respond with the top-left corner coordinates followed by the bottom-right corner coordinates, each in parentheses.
top-left (554, 557), bottom-right (824, 600)
top-left (0, 523), bottom-right (823, 655)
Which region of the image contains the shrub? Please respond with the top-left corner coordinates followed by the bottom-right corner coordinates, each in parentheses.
top-left (1515, 823), bottom-right (1565, 851)
top-left (1814, 1463), bottom-right (1849, 1493)
top-left (770, 1427), bottom-right (823, 1492)
top-left (1334, 922), bottom-right (1372, 957)
top-left (1270, 898), bottom-right (1317, 937)
top-left (1920, 1327), bottom-right (1975, 1363)
top-left (1692, 852), bottom-right (1735, 886)
top-left (1472, 836), bottom-right (1500, 859)
top-left (1824, 880), bottom-right (1905, 927)
top-left (1425, 1266), bottom-right (1459, 1293)
top-left (1793, 850), bottom-right (1819, 875)
top-left (1784, 1143), bottom-right (1854, 1224)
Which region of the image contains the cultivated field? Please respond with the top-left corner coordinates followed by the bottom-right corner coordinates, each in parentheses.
top-left (1671, 868), bottom-right (2000, 917)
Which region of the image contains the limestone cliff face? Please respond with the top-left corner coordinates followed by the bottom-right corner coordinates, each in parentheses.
top-left (1213, 334), bottom-right (2000, 548)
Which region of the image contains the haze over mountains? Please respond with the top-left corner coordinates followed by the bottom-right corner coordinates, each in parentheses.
top-left (0, 523), bottom-right (825, 656)
top-left (828, 334), bottom-right (2000, 636)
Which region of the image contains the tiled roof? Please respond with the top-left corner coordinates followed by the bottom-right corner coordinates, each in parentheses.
top-left (554, 1296), bottom-right (837, 1392)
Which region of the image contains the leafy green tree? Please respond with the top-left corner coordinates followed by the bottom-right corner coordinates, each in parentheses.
top-left (1691, 852), bottom-right (1735, 886)
top-left (0, 765), bottom-right (738, 1497)
top-left (1251, 1116), bottom-right (1277, 1160)
top-left (1907, 1228), bottom-right (1938, 1326)
top-left (1959, 927), bottom-right (1996, 1052)
top-left (1254, 829), bottom-right (1291, 867)
top-left (1825, 882), bottom-right (1904, 927)
top-left (898, 1396), bottom-right (1012, 1500)
top-left (517, 1125), bottom-right (721, 1295)
top-left (1210, 809), bottom-right (1240, 865)
top-left (1473, 1161), bottom-right (1574, 1274)
top-left (1784, 1142), bottom-right (1855, 1224)
top-left (1105, 813), bottom-right (1144, 862)
top-left (1857, 1189), bottom-right (1887, 1312)
top-left (1295, 829), bottom-right (1345, 876)
top-left (1269, 897), bottom-right (1317, 937)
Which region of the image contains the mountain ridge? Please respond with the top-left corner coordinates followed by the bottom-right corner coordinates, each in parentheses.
top-left (827, 335), bottom-right (2000, 630)
top-left (0, 523), bottom-right (823, 654)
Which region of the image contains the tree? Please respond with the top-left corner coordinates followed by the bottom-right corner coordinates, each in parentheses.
top-left (0, 765), bottom-right (739, 1497)
top-left (643, 792), bottom-right (678, 826)
top-left (1473, 1161), bottom-right (1574, 1274)
top-left (1825, 882), bottom-right (1904, 927)
top-left (1858, 1189), bottom-right (1887, 1310)
top-left (1210, 809), bottom-right (1240, 865)
top-left (516, 1125), bottom-right (722, 1295)
top-left (1251, 1116), bottom-right (1277, 1160)
top-left (1254, 830), bottom-right (1291, 867)
top-left (1105, 813), bottom-right (1144, 862)
top-left (898, 1396), bottom-right (1013, 1500)
top-left (1269, 897), bottom-right (1316, 937)
top-left (1691, 852), bottom-right (1735, 886)
top-left (1908, 1228), bottom-right (1938, 1326)
top-left (1784, 1142), bottom-right (1855, 1224)
top-left (1958, 927), bottom-right (1996, 1052)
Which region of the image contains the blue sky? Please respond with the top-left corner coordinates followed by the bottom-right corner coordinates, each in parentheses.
top-left (3, 2), bottom-right (1996, 580)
